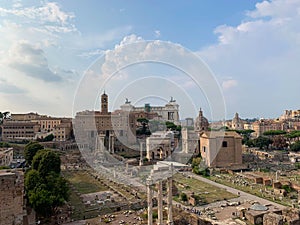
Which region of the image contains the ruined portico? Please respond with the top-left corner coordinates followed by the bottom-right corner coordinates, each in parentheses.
top-left (146, 164), bottom-right (174, 225)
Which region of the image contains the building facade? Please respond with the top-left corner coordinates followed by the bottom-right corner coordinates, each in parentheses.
top-left (120, 97), bottom-right (180, 124)
top-left (252, 119), bottom-right (286, 137)
top-left (74, 92), bottom-right (136, 152)
top-left (0, 147), bottom-right (13, 167)
top-left (1, 113), bottom-right (73, 142)
top-left (146, 131), bottom-right (174, 161)
top-left (200, 131), bottom-right (243, 168)
top-left (1, 120), bottom-right (40, 141)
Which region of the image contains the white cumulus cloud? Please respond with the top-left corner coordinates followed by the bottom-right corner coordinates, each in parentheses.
top-left (198, 0), bottom-right (300, 118)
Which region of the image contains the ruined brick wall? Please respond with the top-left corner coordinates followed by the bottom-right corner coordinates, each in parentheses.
top-left (0, 170), bottom-right (24, 225)
top-left (263, 213), bottom-right (283, 225)
top-left (173, 208), bottom-right (212, 225)
top-left (282, 208), bottom-right (300, 225)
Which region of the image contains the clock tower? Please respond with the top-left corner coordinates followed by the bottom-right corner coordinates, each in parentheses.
top-left (101, 91), bottom-right (108, 114)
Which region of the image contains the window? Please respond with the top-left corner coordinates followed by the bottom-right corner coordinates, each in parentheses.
top-left (203, 146), bottom-right (206, 152)
top-left (222, 141), bottom-right (228, 147)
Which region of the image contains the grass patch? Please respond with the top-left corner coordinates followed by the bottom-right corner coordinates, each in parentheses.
top-left (63, 171), bottom-right (108, 194)
top-left (174, 173), bottom-right (237, 204)
top-left (116, 150), bottom-right (140, 158)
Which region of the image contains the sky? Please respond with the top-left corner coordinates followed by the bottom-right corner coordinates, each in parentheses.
top-left (0, 0), bottom-right (299, 120)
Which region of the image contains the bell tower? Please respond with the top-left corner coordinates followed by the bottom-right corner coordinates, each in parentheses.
top-left (101, 91), bottom-right (108, 114)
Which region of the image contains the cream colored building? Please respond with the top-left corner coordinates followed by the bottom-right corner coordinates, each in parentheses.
top-left (33, 117), bottom-right (62, 132)
top-left (0, 147), bottom-right (13, 167)
top-left (10, 112), bottom-right (40, 121)
top-left (3, 113), bottom-right (73, 142)
top-left (280, 109), bottom-right (300, 120)
top-left (200, 131), bottom-right (242, 168)
top-left (120, 97), bottom-right (180, 125)
top-left (252, 119), bottom-right (285, 137)
top-left (53, 121), bottom-right (73, 141)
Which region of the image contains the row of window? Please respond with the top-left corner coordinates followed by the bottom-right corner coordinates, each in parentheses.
top-left (4, 135), bottom-right (34, 138)
top-left (4, 126), bottom-right (34, 129)
top-left (3, 131), bottom-right (34, 134)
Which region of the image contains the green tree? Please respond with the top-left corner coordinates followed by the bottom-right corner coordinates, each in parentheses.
top-left (26, 173), bottom-right (69, 217)
top-left (191, 157), bottom-right (202, 168)
top-left (235, 129), bottom-right (255, 144)
top-left (137, 118), bottom-right (149, 124)
top-left (263, 130), bottom-right (287, 136)
top-left (32, 149), bottom-right (48, 171)
top-left (25, 169), bottom-right (41, 191)
top-left (32, 150), bottom-right (61, 176)
top-left (263, 130), bottom-right (287, 149)
top-left (166, 121), bottom-right (177, 130)
top-left (25, 150), bottom-right (69, 218)
top-left (44, 172), bottom-right (69, 211)
top-left (286, 131), bottom-right (300, 146)
top-left (24, 142), bottom-right (44, 166)
top-left (180, 192), bottom-right (188, 202)
top-left (0, 142), bottom-right (10, 147)
top-left (27, 184), bottom-right (53, 216)
top-left (291, 141), bottom-right (300, 152)
top-left (136, 118), bottom-right (150, 135)
top-left (252, 136), bottom-right (273, 149)
top-left (42, 134), bottom-right (55, 142)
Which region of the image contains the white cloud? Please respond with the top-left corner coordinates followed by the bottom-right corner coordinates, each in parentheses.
top-left (0, 2), bottom-right (74, 25)
top-left (222, 79), bottom-right (238, 90)
top-left (0, 1), bottom-right (134, 116)
top-left (198, 0), bottom-right (300, 117)
top-left (247, 0), bottom-right (300, 18)
top-left (5, 41), bottom-right (62, 82)
top-left (155, 30), bottom-right (161, 38)
top-left (74, 35), bottom-right (225, 120)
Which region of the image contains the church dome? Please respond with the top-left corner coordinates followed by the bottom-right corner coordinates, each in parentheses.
top-left (194, 108), bottom-right (209, 132)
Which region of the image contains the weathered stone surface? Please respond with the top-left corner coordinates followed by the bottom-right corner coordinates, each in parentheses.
top-left (0, 169), bottom-right (24, 225)
top-left (263, 213), bottom-right (283, 225)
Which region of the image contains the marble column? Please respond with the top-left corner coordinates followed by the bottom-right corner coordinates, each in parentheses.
top-left (157, 180), bottom-right (163, 225)
top-left (111, 135), bottom-right (114, 153)
top-left (139, 142), bottom-right (144, 166)
top-left (167, 177), bottom-right (173, 225)
top-left (99, 134), bottom-right (105, 152)
top-left (108, 133), bottom-right (111, 153)
top-left (147, 178), bottom-right (153, 225)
